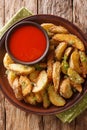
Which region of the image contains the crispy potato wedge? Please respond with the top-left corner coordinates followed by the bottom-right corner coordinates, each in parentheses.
top-left (34, 63), bottom-right (47, 70)
top-left (7, 70), bottom-right (17, 87)
top-left (61, 47), bottom-right (72, 74)
top-left (55, 42), bottom-right (68, 61)
top-left (67, 68), bottom-right (84, 84)
top-left (3, 53), bottom-right (14, 69)
top-left (60, 78), bottom-right (73, 99)
top-left (8, 63), bottom-right (35, 75)
top-left (35, 93), bottom-right (43, 103)
top-left (64, 47), bottom-right (73, 60)
top-left (50, 38), bottom-right (60, 45)
top-left (47, 31), bottom-right (54, 38)
top-left (48, 85), bottom-right (66, 106)
top-left (70, 81), bottom-right (82, 92)
top-left (32, 71), bottom-right (48, 93)
top-left (49, 25), bottom-right (68, 34)
top-left (61, 60), bottom-right (69, 74)
top-left (69, 50), bottom-right (82, 74)
top-left (29, 71), bottom-right (40, 83)
top-left (47, 51), bottom-right (54, 82)
top-left (19, 76), bottom-right (33, 96)
top-left (24, 93), bottom-right (36, 105)
top-left (53, 34), bottom-right (85, 51)
top-left (52, 62), bottom-right (61, 92)
top-left (12, 77), bottom-right (23, 100)
top-left (79, 51), bottom-right (87, 77)
top-left (41, 23), bottom-right (54, 30)
top-left (41, 90), bottom-right (50, 108)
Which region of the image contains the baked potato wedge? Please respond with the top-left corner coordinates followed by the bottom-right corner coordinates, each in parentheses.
top-left (41, 23), bottom-right (54, 30)
top-left (49, 25), bottom-right (68, 34)
top-left (48, 85), bottom-right (66, 106)
top-left (34, 63), bottom-right (47, 70)
top-left (60, 78), bottom-right (73, 99)
top-left (24, 93), bottom-right (36, 105)
top-left (3, 53), bottom-right (14, 69)
top-left (19, 76), bottom-right (33, 96)
top-left (52, 62), bottom-right (61, 92)
top-left (8, 63), bottom-right (35, 75)
top-left (70, 81), bottom-right (82, 92)
top-left (53, 34), bottom-right (85, 51)
top-left (69, 50), bottom-right (82, 74)
top-left (61, 60), bottom-right (69, 74)
top-left (47, 31), bottom-right (54, 38)
top-left (79, 51), bottom-right (87, 77)
top-left (41, 90), bottom-right (50, 108)
top-left (7, 70), bottom-right (16, 87)
top-left (50, 38), bottom-right (60, 45)
top-left (64, 47), bottom-right (73, 60)
top-left (47, 51), bottom-right (54, 82)
top-left (61, 47), bottom-right (72, 74)
top-left (67, 68), bottom-right (84, 84)
top-left (35, 93), bottom-right (43, 103)
top-left (32, 71), bottom-right (48, 93)
top-left (12, 77), bottom-right (23, 100)
top-left (29, 71), bottom-right (40, 83)
top-left (55, 42), bottom-right (68, 61)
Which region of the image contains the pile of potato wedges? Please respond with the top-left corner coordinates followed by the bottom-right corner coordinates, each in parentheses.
top-left (3, 23), bottom-right (87, 108)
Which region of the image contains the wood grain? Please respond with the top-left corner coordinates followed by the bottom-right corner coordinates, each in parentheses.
top-left (0, 0), bottom-right (5, 130)
top-left (73, 0), bottom-right (87, 33)
top-left (73, 0), bottom-right (87, 129)
top-left (38, 0), bottom-right (73, 21)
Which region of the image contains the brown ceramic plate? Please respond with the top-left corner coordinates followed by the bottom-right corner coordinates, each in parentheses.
top-left (0, 15), bottom-right (87, 115)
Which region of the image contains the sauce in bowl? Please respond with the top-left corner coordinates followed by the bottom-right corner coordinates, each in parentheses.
top-left (6, 21), bottom-right (49, 64)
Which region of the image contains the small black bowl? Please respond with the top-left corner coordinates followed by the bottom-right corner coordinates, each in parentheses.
top-left (5, 21), bottom-right (49, 65)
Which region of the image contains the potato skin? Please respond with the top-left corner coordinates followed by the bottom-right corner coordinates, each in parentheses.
top-left (19, 76), bottom-right (33, 96)
top-left (8, 63), bottom-right (35, 75)
top-left (24, 93), bottom-right (36, 105)
top-left (3, 53), bottom-right (14, 69)
top-left (60, 78), bottom-right (73, 99)
top-left (55, 42), bottom-right (68, 61)
top-left (48, 85), bottom-right (66, 106)
top-left (29, 71), bottom-right (40, 83)
top-left (67, 68), bottom-right (84, 84)
top-left (7, 70), bottom-right (16, 87)
top-left (70, 81), bottom-right (82, 92)
top-left (69, 50), bottom-right (82, 74)
top-left (12, 77), bottom-right (23, 100)
top-left (53, 34), bottom-right (85, 51)
top-left (32, 71), bottom-right (48, 93)
top-left (52, 62), bottom-right (61, 92)
top-left (47, 51), bottom-right (54, 82)
top-left (41, 90), bottom-right (50, 108)
top-left (79, 51), bottom-right (87, 77)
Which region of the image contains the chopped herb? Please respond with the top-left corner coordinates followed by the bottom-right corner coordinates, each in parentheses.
top-left (21, 81), bottom-right (27, 88)
top-left (62, 55), bottom-right (68, 61)
top-left (69, 40), bottom-right (74, 45)
top-left (63, 61), bottom-right (69, 69)
top-left (5, 70), bottom-right (9, 75)
top-left (73, 88), bottom-right (77, 92)
top-left (34, 64), bottom-right (43, 70)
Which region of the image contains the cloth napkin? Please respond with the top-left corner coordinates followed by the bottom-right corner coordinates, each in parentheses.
top-left (0, 7), bottom-right (87, 123)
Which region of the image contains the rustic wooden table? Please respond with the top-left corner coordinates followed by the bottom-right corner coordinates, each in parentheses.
top-left (0, 0), bottom-right (87, 130)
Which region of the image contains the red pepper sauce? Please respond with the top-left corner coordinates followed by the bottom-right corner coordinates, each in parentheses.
top-left (9, 25), bottom-right (47, 62)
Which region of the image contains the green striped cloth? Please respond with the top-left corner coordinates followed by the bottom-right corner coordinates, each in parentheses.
top-left (0, 7), bottom-right (87, 123)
